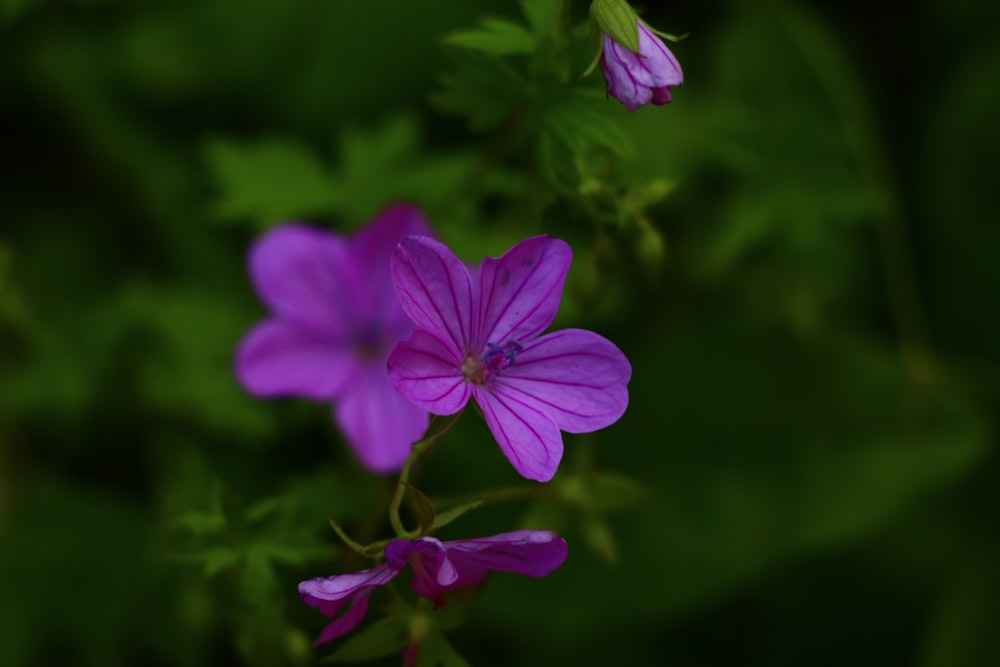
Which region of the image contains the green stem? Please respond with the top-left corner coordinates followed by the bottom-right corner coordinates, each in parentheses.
top-left (388, 411), bottom-right (464, 538)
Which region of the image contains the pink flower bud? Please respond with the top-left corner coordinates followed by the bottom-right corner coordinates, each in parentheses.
top-left (600, 21), bottom-right (683, 111)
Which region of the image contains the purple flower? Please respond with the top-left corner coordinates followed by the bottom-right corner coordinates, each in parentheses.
top-left (387, 235), bottom-right (631, 482)
top-left (299, 530), bottom-right (568, 644)
top-left (601, 21), bottom-right (683, 111)
top-left (235, 205), bottom-right (431, 473)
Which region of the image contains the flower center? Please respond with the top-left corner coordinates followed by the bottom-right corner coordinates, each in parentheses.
top-left (353, 325), bottom-right (386, 362)
top-left (461, 340), bottom-right (523, 384)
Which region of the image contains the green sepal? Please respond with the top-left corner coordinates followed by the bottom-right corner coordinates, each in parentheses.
top-left (429, 500), bottom-right (483, 532)
top-left (640, 19), bottom-right (690, 43)
top-left (581, 18), bottom-right (605, 78)
top-left (589, 0), bottom-right (639, 53)
top-left (409, 485), bottom-right (437, 536)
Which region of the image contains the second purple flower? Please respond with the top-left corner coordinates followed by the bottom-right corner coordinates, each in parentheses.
top-left (387, 235), bottom-right (632, 482)
top-left (235, 205), bottom-right (431, 473)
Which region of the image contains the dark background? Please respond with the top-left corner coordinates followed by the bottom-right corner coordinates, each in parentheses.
top-left (2, 0), bottom-right (999, 665)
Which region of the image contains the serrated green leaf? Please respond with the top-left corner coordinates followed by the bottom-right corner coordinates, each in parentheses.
top-left (325, 616), bottom-right (409, 663)
top-left (244, 494), bottom-right (289, 523)
top-left (431, 53), bottom-right (527, 130)
top-left (429, 500), bottom-right (483, 532)
top-left (171, 510), bottom-right (226, 536)
top-left (204, 138), bottom-right (334, 227)
top-left (543, 97), bottom-right (633, 157)
top-left (446, 18), bottom-right (536, 56)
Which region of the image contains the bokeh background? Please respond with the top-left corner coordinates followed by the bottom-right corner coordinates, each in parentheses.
top-left (2, 0), bottom-right (999, 665)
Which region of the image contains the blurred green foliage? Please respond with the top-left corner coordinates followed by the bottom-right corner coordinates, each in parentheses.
top-left (2, 0), bottom-right (999, 666)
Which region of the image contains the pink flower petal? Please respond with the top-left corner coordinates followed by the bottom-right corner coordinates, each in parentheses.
top-left (498, 328), bottom-right (631, 433)
top-left (476, 236), bottom-right (572, 347)
top-left (602, 36), bottom-right (653, 111)
top-left (391, 236), bottom-right (474, 356)
top-left (403, 538), bottom-right (461, 599)
top-left (298, 564), bottom-right (398, 604)
top-left (387, 329), bottom-right (470, 415)
top-left (248, 225), bottom-right (357, 337)
top-left (473, 385), bottom-right (563, 482)
top-left (351, 204), bottom-right (433, 329)
top-left (638, 23), bottom-right (683, 88)
top-left (445, 530), bottom-right (568, 579)
top-left (334, 364), bottom-right (429, 473)
top-left (314, 592), bottom-right (372, 645)
top-left (235, 320), bottom-right (360, 400)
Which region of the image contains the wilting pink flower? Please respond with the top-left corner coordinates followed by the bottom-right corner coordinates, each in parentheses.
top-left (387, 236), bottom-right (631, 482)
top-left (601, 21), bottom-right (683, 111)
top-left (235, 205), bottom-right (431, 473)
top-left (299, 530), bottom-right (568, 644)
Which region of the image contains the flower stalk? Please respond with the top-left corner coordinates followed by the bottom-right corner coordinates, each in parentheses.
top-left (388, 412), bottom-right (463, 538)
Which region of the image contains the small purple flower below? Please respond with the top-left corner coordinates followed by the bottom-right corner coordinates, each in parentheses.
top-left (299, 530), bottom-right (568, 645)
top-left (601, 21), bottom-right (683, 111)
top-left (387, 235), bottom-right (632, 482)
top-left (235, 205), bottom-right (431, 474)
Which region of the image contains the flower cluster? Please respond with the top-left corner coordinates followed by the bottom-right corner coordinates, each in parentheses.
top-left (299, 531), bottom-right (568, 644)
top-left (236, 207), bottom-right (633, 648)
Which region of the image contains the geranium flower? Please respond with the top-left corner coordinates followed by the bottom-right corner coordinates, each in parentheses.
top-left (600, 20), bottom-right (683, 111)
top-left (235, 205), bottom-right (431, 473)
top-left (299, 530), bottom-right (568, 644)
top-left (387, 235), bottom-right (631, 482)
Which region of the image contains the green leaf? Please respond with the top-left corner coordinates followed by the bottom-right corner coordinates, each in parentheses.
top-left (519, 497), bottom-right (571, 533)
top-left (240, 545), bottom-right (279, 605)
top-left (520, 0), bottom-right (564, 33)
top-left (431, 53), bottom-right (528, 130)
top-left (204, 137), bottom-right (334, 227)
top-left (429, 500), bottom-right (483, 532)
top-left (579, 514), bottom-right (618, 564)
top-left (325, 616), bottom-right (409, 663)
top-left (561, 471), bottom-right (650, 513)
top-left (446, 18), bottom-right (536, 56)
top-left (0, 0), bottom-right (35, 25)
top-left (430, 584), bottom-right (483, 630)
top-left (171, 546), bottom-right (242, 577)
top-left (418, 629), bottom-right (471, 667)
top-left (171, 509), bottom-right (226, 536)
top-left (325, 114), bottom-right (475, 221)
top-left (259, 541), bottom-right (332, 567)
top-left (541, 91), bottom-right (634, 157)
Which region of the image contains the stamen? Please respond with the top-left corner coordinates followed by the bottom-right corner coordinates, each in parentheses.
top-left (461, 340), bottom-right (523, 384)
